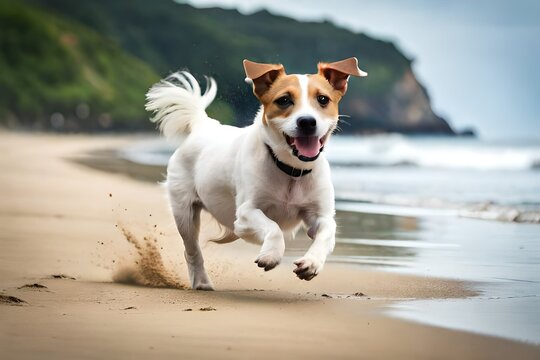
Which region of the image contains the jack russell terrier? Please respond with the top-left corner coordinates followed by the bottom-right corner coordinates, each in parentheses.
top-left (145, 58), bottom-right (367, 290)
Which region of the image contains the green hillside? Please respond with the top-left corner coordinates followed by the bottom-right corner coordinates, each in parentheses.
top-left (0, 0), bottom-right (159, 130)
top-left (2, 0), bottom-right (455, 134)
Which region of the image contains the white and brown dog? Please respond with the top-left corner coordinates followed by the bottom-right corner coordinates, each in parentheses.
top-left (145, 58), bottom-right (367, 290)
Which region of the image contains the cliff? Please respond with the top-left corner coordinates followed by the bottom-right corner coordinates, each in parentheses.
top-left (346, 69), bottom-right (453, 134)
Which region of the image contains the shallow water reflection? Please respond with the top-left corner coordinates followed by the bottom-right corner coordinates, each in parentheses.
top-left (320, 209), bottom-right (540, 344)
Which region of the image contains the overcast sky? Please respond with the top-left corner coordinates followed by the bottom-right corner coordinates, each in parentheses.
top-left (187, 0), bottom-right (540, 139)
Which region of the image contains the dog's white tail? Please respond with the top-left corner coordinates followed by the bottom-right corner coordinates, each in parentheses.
top-left (145, 71), bottom-right (217, 138)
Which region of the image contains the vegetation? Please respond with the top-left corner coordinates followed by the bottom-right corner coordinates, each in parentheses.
top-left (0, 0), bottom-right (163, 130)
top-left (1, 0), bottom-right (451, 133)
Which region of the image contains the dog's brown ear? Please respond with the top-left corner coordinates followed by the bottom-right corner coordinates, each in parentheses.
top-left (318, 57), bottom-right (367, 95)
top-left (243, 59), bottom-right (285, 98)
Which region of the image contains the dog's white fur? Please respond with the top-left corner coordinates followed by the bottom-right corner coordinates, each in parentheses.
top-left (145, 60), bottom-right (365, 290)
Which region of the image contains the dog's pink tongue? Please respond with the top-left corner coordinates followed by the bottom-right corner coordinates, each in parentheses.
top-left (293, 136), bottom-right (320, 158)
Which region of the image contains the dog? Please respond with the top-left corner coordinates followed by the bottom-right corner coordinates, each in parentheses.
top-left (145, 58), bottom-right (367, 290)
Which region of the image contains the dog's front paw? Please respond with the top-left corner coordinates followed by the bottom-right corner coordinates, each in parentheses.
top-left (255, 249), bottom-right (282, 271)
top-left (293, 256), bottom-right (324, 281)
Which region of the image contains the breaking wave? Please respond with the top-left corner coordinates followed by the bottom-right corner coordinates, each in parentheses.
top-left (325, 135), bottom-right (540, 171)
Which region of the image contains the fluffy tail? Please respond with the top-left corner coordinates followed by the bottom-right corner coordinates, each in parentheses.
top-left (145, 71), bottom-right (217, 138)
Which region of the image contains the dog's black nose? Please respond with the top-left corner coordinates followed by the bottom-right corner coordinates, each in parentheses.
top-left (296, 116), bottom-right (317, 135)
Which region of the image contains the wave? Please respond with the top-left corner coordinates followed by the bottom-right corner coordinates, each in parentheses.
top-left (325, 134), bottom-right (540, 171)
top-left (335, 198), bottom-right (540, 224)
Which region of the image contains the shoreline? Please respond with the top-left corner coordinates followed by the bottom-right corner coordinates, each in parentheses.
top-left (1, 131), bottom-right (538, 359)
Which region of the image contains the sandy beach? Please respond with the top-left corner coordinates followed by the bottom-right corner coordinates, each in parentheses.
top-left (1, 131), bottom-right (539, 359)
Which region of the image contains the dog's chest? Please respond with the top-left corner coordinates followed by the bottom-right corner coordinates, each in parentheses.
top-left (261, 178), bottom-right (310, 225)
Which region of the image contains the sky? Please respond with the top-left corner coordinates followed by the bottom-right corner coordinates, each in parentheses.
top-left (187, 0), bottom-right (540, 139)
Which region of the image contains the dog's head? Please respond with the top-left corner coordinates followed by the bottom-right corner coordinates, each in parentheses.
top-left (244, 58), bottom-right (367, 167)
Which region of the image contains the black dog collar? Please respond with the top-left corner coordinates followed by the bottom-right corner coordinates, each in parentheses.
top-left (266, 144), bottom-right (312, 177)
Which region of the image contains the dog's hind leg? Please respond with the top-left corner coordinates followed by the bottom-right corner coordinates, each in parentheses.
top-left (170, 199), bottom-right (214, 290)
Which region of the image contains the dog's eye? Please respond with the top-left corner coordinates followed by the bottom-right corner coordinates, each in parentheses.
top-left (275, 95), bottom-right (293, 108)
top-left (317, 95), bottom-right (330, 106)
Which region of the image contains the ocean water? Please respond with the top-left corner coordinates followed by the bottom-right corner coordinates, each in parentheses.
top-left (120, 135), bottom-right (540, 222)
top-left (328, 135), bottom-right (540, 223)
top-left (115, 134), bottom-right (540, 343)
top-left (325, 210), bottom-right (540, 344)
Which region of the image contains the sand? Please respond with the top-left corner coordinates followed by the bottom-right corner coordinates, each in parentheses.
top-left (0, 131), bottom-right (538, 359)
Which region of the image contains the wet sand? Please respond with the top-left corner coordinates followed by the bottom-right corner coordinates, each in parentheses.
top-left (1, 131), bottom-right (539, 359)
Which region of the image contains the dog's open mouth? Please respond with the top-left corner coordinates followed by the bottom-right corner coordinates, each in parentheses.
top-left (284, 132), bottom-right (329, 161)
